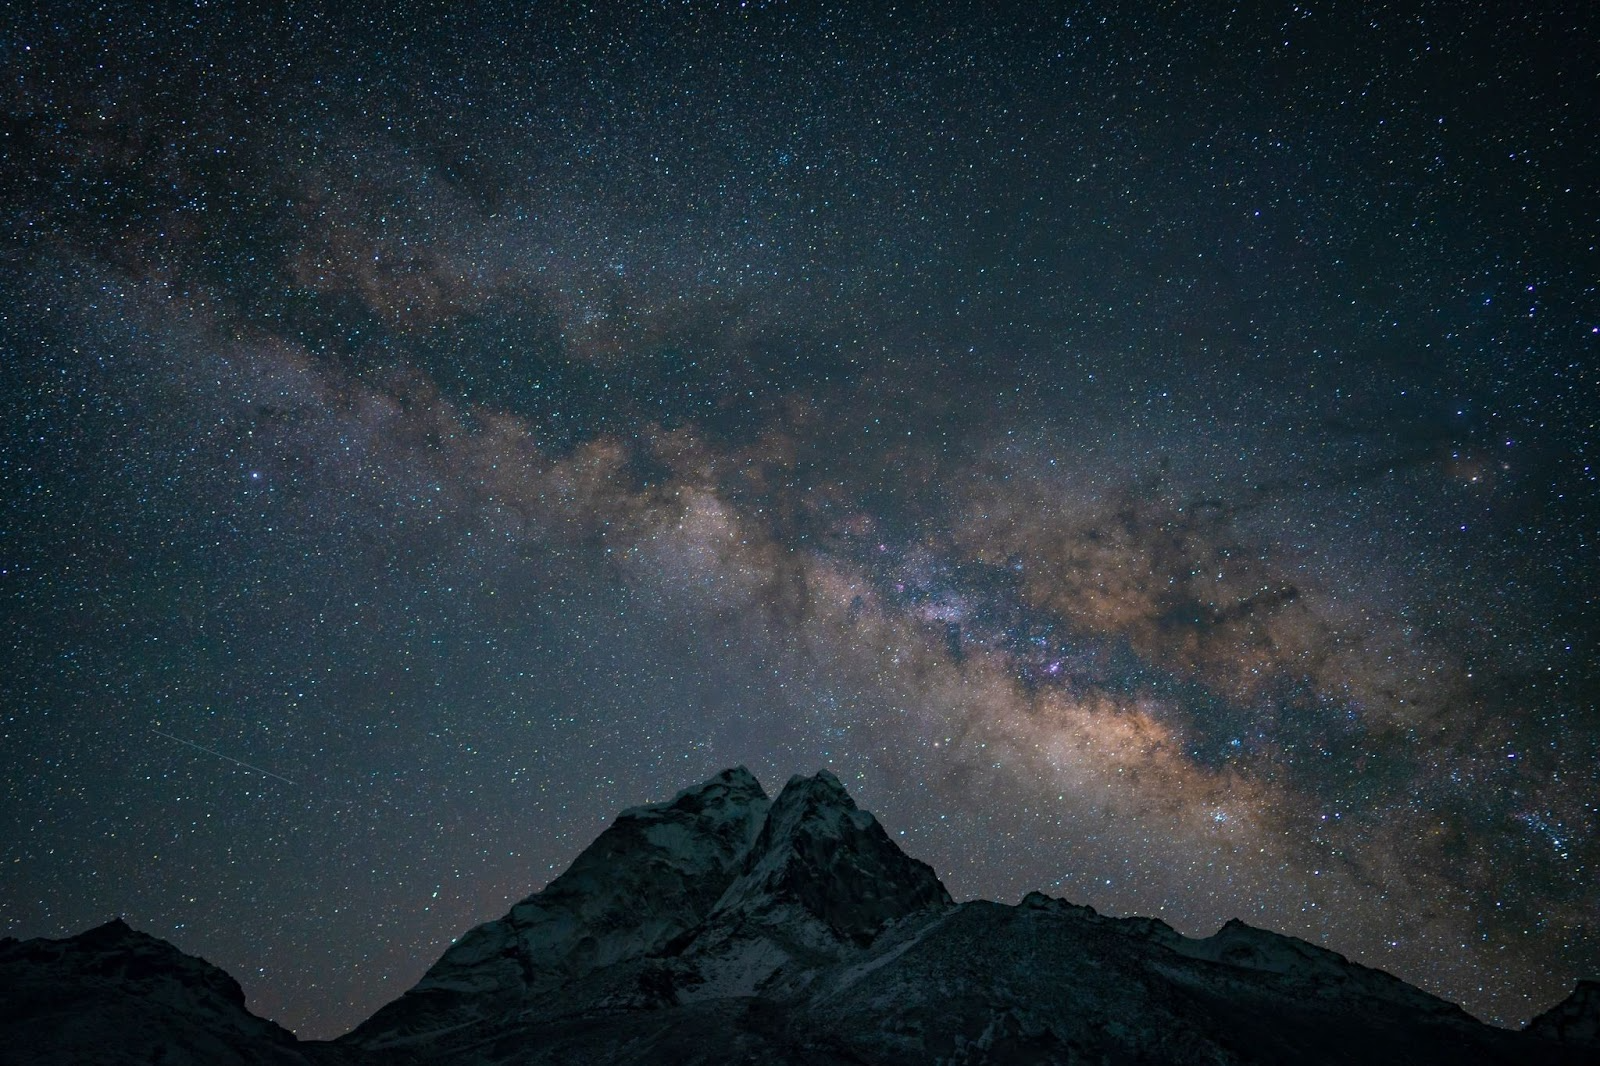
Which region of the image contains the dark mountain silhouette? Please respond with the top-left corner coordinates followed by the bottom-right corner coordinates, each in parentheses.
top-left (3, 769), bottom-right (1594, 1064)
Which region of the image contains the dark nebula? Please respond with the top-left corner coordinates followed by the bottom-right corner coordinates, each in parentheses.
top-left (1, 0), bottom-right (1595, 1038)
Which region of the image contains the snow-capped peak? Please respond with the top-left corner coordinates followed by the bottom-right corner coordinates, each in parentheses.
top-left (708, 769), bottom-right (951, 947)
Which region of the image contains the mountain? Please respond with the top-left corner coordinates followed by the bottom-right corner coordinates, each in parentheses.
top-left (345, 767), bottom-right (772, 1050)
top-left (1527, 980), bottom-right (1600, 1046)
top-left (2, 768), bottom-right (1593, 1064)
top-left (0, 917), bottom-right (332, 1066)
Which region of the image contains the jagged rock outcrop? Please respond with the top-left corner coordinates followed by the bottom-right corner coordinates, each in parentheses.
top-left (3, 768), bottom-right (1595, 1065)
top-left (712, 769), bottom-right (952, 944)
top-left (1527, 979), bottom-right (1600, 1046)
top-left (645, 769), bottom-right (953, 1003)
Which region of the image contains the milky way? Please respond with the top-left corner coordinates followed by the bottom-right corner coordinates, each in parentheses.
top-left (2, 1), bottom-right (1595, 1038)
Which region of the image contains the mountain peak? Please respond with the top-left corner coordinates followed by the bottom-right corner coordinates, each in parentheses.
top-left (783, 766), bottom-right (846, 793)
top-left (346, 768), bottom-right (771, 1048)
top-left (0, 921), bottom-right (300, 1064)
top-left (708, 769), bottom-right (952, 947)
top-left (76, 916), bottom-right (138, 945)
top-left (1527, 979), bottom-right (1600, 1046)
top-left (624, 765), bottom-right (767, 822)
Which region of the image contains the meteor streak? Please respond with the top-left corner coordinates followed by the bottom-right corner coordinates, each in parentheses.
top-left (151, 728), bottom-right (297, 786)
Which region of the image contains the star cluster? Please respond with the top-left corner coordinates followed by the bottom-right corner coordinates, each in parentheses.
top-left (1, 0), bottom-right (1595, 1038)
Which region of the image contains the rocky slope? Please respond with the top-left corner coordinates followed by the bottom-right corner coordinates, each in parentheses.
top-left (1526, 979), bottom-right (1600, 1047)
top-left (344, 767), bottom-right (771, 1051)
top-left (3, 768), bottom-right (1594, 1064)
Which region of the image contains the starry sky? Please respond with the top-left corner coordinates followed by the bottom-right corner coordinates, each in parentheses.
top-left (2, 0), bottom-right (1596, 1040)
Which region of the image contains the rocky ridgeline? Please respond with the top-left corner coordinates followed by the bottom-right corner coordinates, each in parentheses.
top-left (0, 918), bottom-right (317, 1066)
top-left (3, 769), bottom-right (1595, 1064)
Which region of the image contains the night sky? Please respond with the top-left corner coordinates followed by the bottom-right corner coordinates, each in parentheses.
top-left (2, 0), bottom-right (1596, 1040)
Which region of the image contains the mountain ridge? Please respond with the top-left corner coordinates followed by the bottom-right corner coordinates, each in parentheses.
top-left (2, 768), bottom-right (1594, 1065)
